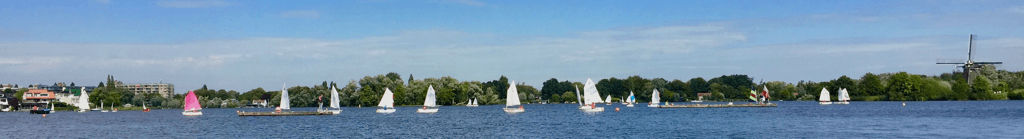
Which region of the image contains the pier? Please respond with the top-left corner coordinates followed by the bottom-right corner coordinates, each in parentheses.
top-left (237, 110), bottom-right (331, 116)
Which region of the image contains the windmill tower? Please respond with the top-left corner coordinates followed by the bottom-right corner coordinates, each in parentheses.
top-left (936, 34), bottom-right (1003, 84)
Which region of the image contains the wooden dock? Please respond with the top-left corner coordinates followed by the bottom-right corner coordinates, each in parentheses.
top-left (657, 103), bottom-right (777, 108)
top-left (237, 110), bottom-right (331, 116)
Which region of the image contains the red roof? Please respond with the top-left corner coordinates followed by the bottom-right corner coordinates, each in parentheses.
top-left (25, 89), bottom-right (56, 99)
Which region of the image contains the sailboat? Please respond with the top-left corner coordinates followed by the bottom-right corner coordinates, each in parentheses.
top-left (580, 78), bottom-right (605, 112)
top-left (100, 101), bottom-right (109, 112)
top-left (280, 84), bottom-right (290, 111)
top-left (238, 84), bottom-right (329, 116)
top-left (467, 98), bottom-right (479, 107)
top-left (473, 99), bottom-right (478, 106)
top-left (648, 90), bottom-right (661, 107)
top-left (626, 92), bottom-right (635, 107)
top-left (319, 85), bottom-right (343, 114)
top-left (819, 88), bottom-right (832, 105)
top-left (376, 88), bottom-right (397, 113)
top-left (503, 80), bottom-right (525, 113)
top-left (836, 88), bottom-right (850, 104)
top-left (78, 87), bottom-right (90, 112)
top-left (182, 90), bottom-right (203, 116)
top-left (142, 102), bottom-right (150, 112)
top-left (112, 103), bottom-right (117, 112)
top-left (605, 95), bottom-right (612, 105)
top-left (575, 85), bottom-right (584, 108)
top-left (417, 85), bottom-right (440, 113)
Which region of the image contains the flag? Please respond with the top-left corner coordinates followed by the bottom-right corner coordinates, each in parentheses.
top-left (762, 86), bottom-right (770, 99)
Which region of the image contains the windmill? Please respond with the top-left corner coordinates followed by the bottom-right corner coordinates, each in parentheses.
top-left (936, 34), bottom-right (1003, 84)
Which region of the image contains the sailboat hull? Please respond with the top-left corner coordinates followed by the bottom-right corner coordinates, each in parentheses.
top-left (819, 102), bottom-right (833, 105)
top-left (182, 111), bottom-right (203, 116)
top-left (376, 108), bottom-right (396, 114)
top-left (580, 106), bottom-right (604, 112)
top-left (466, 105), bottom-right (479, 107)
top-left (416, 108), bottom-right (439, 113)
top-left (648, 104), bottom-right (659, 107)
top-left (626, 104), bottom-right (634, 107)
top-left (834, 101), bottom-right (849, 104)
top-left (503, 108), bottom-right (524, 113)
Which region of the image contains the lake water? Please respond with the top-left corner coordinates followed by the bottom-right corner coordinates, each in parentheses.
top-left (2, 101), bottom-right (1022, 138)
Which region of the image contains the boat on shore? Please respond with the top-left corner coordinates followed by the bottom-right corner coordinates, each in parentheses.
top-left (239, 84), bottom-right (330, 116)
top-left (579, 78), bottom-right (604, 112)
top-left (417, 85), bottom-right (440, 113)
top-left (376, 88), bottom-right (397, 114)
top-left (183, 90), bottom-right (202, 116)
top-left (503, 80), bottom-right (525, 113)
top-left (819, 88), bottom-right (832, 105)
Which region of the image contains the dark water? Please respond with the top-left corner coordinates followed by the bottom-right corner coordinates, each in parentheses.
top-left (2, 101), bottom-right (1023, 138)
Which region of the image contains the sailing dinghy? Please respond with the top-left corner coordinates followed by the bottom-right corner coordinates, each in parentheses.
top-left (819, 88), bottom-right (832, 105)
top-left (836, 88), bottom-right (850, 104)
top-left (503, 80), bottom-right (525, 113)
top-left (579, 78), bottom-right (605, 112)
top-left (182, 90), bottom-right (203, 116)
top-left (78, 87), bottom-right (90, 113)
top-left (626, 92), bottom-right (635, 107)
top-left (417, 85), bottom-right (440, 113)
top-left (318, 85), bottom-right (343, 114)
top-left (648, 90), bottom-right (661, 107)
top-left (376, 88), bottom-right (397, 113)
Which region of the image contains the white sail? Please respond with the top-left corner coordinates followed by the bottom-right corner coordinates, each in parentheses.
top-left (583, 78), bottom-right (604, 104)
top-left (424, 85), bottom-right (437, 107)
top-left (330, 85), bottom-right (341, 108)
top-left (842, 88), bottom-right (851, 101)
top-left (506, 80), bottom-right (521, 106)
top-left (378, 88), bottom-right (395, 108)
top-left (472, 99), bottom-right (477, 105)
top-left (651, 89), bottom-right (661, 104)
top-left (78, 87), bottom-right (90, 111)
top-left (575, 85), bottom-right (583, 106)
top-left (605, 95), bottom-right (612, 103)
top-left (628, 91), bottom-right (635, 103)
top-left (280, 84), bottom-right (290, 110)
top-left (819, 88), bottom-right (831, 102)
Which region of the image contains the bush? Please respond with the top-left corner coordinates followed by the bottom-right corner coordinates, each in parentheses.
top-left (1008, 89), bottom-right (1024, 100)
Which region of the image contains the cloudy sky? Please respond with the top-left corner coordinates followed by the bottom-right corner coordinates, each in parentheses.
top-left (1, 0), bottom-right (1022, 93)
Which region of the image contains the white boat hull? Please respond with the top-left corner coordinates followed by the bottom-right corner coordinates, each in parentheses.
top-left (416, 108), bottom-right (439, 113)
top-left (835, 101), bottom-right (849, 104)
top-left (466, 105), bottom-right (478, 107)
top-left (626, 104), bottom-right (634, 107)
top-left (648, 104), bottom-right (659, 107)
top-left (580, 106), bottom-right (604, 112)
top-left (376, 108), bottom-right (396, 114)
top-left (503, 108), bottom-right (524, 113)
top-left (182, 111), bottom-right (203, 116)
top-left (78, 110), bottom-right (87, 113)
top-left (319, 109), bottom-right (342, 115)
top-left (101, 110), bottom-right (109, 112)
top-left (819, 102), bottom-right (833, 105)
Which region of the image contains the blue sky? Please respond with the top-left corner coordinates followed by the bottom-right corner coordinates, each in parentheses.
top-left (2, 0), bottom-right (1023, 93)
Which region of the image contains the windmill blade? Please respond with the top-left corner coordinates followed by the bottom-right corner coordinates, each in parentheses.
top-left (936, 62), bottom-right (965, 64)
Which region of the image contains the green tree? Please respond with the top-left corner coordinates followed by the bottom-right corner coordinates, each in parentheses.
top-left (550, 94), bottom-right (561, 103)
top-left (859, 73), bottom-right (884, 96)
top-left (951, 78), bottom-right (970, 100)
top-left (688, 77), bottom-right (709, 97)
top-left (972, 76), bottom-right (994, 100)
top-left (561, 91), bottom-right (577, 103)
top-left (886, 72), bottom-right (920, 101)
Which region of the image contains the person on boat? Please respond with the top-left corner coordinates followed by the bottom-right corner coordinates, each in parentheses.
top-left (423, 106), bottom-right (427, 110)
top-left (275, 106), bottom-right (282, 113)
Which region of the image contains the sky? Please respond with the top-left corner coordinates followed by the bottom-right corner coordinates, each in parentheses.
top-left (1, 0), bottom-right (1022, 93)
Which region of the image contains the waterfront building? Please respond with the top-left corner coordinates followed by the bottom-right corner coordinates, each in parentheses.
top-left (116, 82), bottom-right (175, 98)
top-left (23, 89), bottom-right (56, 108)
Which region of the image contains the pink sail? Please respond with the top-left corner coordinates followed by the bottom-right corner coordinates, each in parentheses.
top-left (184, 91), bottom-right (202, 111)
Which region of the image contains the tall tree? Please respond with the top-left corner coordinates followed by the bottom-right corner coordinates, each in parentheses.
top-left (859, 73), bottom-right (884, 96)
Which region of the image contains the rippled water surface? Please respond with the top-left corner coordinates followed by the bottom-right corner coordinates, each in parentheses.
top-left (2, 101), bottom-right (1023, 138)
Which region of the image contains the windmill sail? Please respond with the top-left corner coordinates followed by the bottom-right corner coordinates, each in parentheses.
top-left (378, 88), bottom-right (395, 108)
top-left (280, 84), bottom-right (290, 110)
top-left (583, 78), bottom-right (603, 104)
top-left (330, 85), bottom-right (340, 108)
top-left (424, 85), bottom-right (437, 107)
top-left (506, 80), bottom-right (521, 106)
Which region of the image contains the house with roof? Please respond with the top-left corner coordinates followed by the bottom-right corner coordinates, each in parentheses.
top-left (22, 89), bottom-right (56, 108)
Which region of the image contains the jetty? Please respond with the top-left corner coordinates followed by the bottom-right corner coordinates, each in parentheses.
top-left (237, 110), bottom-right (331, 116)
top-left (657, 103), bottom-right (776, 108)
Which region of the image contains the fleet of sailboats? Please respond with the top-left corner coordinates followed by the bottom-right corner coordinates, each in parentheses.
top-left (579, 78), bottom-right (605, 112)
top-left (503, 80), bottom-right (525, 113)
top-left (376, 88), bottom-right (397, 113)
top-left (182, 90), bottom-right (203, 116)
top-left (466, 98), bottom-right (478, 107)
top-left (417, 85), bottom-right (440, 113)
top-left (648, 90), bottom-right (661, 107)
top-left (836, 88), bottom-right (850, 105)
top-left (819, 88), bottom-right (832, 105)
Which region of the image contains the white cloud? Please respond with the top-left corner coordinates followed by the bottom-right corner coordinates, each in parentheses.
top-left (441, 0), bottom-right (485, 6)
top-left (158, 0), bottom-right (230, 8)
top-left (1008, 6), bottom-right (1024, 14)
top-left (278, 10), bottom-right (320, 19)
